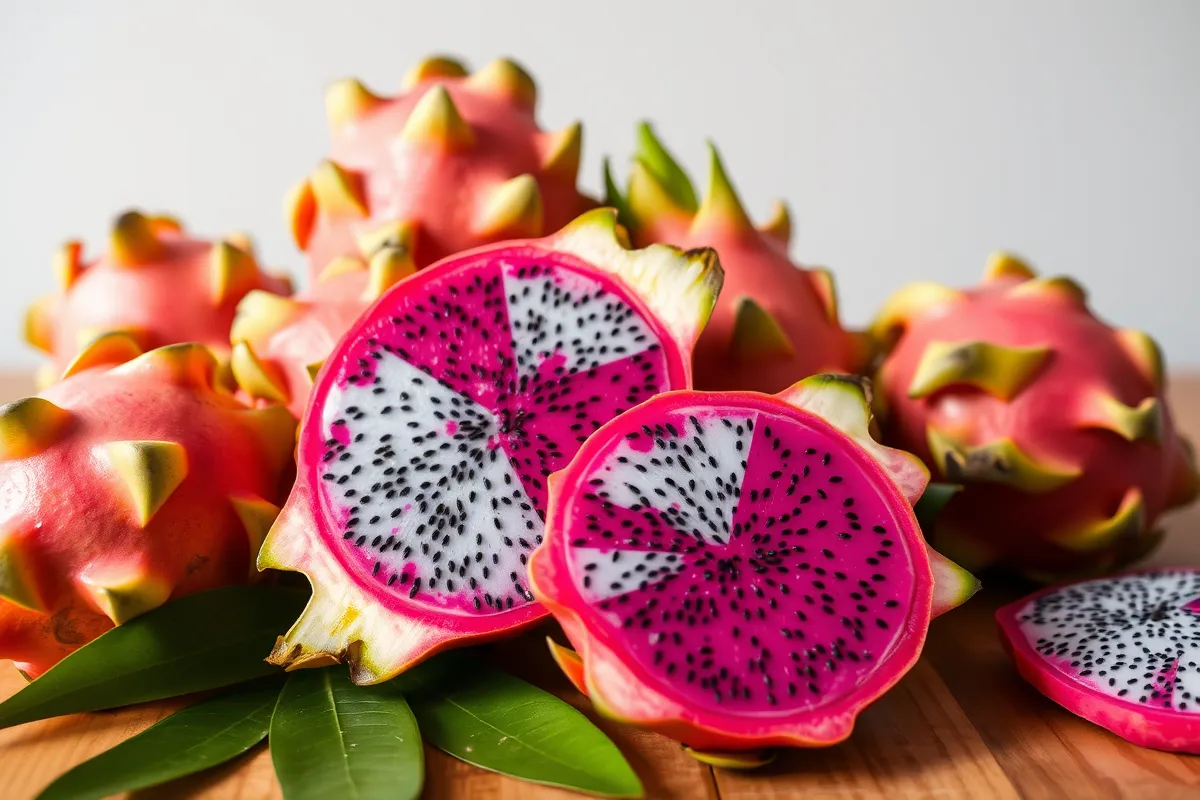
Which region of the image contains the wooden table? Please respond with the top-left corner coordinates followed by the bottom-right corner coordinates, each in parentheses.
top-left (3, 373), bottom-right (1200, 800)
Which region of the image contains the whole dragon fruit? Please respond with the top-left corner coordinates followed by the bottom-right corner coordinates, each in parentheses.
top-left (24, 211), bottom-right (290, 388)
top-left (605, 124), bottom-right (866, 393)
top-left (289, 55), bottom-right (594, 282)
top-left (873, 254), bottom-right (1199, 579)
top-left (259, 209), bottom-right (722, 682)
top-left (231, 243), bottom-right (414, 417)
top-left (529, 374), bottom-right (978, 760)
top-left (0, 338), bottom-right (295, 676)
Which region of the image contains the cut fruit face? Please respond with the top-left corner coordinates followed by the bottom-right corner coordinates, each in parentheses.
top-left (530, 383), bottom-right (944, 749)
top-left (997, 569), bottom-right (1200, 753)
top-left (259, 212), bottom-right (722, 684)
top-left (306, 249), bottom-right (684, 621)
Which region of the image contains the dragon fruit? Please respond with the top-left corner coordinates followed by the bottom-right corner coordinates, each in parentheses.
top-left (24, 211), bottom-right (290, 388)
top-left (0, 338), bottom-right (295, 676)
top-left (231, 243), bottom-right (414, 417)
top-left (259, 209), bottom-right (722, 682)
top-left (290, 55), bottom-right (594, 282)
top-left (997, 569), bottom-right (1200, 753)
top-left (528, 374), bottom-right (979, 758)
top-left (605, 124), bottom-right (866, 393)
top-left (872, 254), bottom-right (1199, 579)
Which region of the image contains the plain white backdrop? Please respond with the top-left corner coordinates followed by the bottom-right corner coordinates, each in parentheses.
top-left (1, 0), bottom-right (1197, 366)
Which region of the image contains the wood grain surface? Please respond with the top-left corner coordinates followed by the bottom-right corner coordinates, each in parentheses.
top-left (3, 372), bottom-right (1200, 800)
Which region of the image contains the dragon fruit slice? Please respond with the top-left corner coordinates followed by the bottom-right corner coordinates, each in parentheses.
top-left (529, 375), bottom-right (979, 755)
top-left (259, 209), bottom-right (722, 682)
top-left (605, 124), bottom-right (866, 393)
top-left (25, 210), bottom-right (290, 388)
top-left (997, 569), bottom-right (1200, 753)
top-left (290, 55), bottom-right (594, 282)
top-left (231, 243), bottom-right (414, 417)
top-left (0, 339), bottom-right (295, 676)
top-left (873, 253), bottom-right (1199, 579)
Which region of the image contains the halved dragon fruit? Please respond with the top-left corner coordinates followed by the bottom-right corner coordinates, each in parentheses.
top-left (529, 375), bottom-right (979, 757)
top-left (997, 569), bottom-right (1200, 753)
top-left (259, 209), bottom-right (722, 682)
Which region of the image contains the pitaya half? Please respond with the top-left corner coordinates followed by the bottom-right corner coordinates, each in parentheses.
top-left (605, 123), bottom-right (866, 393)
top-left (290, 55), bottom-right (595, 282)
top-left (259, 209), bottom-right (722, 682)
top-left (24, 211), bottom-right (290, 388)
top-left (0, 339), bottom-right (295, 676)
top-left (231, 243), bottom-right (414, 417)
top-left (997, 569), bottom-right (1200, 753)
top-left (872, 254), bottom-right (1199, 580)
top-left (528, 374), bottom-right (979, 757)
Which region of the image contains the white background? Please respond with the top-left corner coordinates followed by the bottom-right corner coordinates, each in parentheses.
top-left (1, 0), bottom-right (1197, 366)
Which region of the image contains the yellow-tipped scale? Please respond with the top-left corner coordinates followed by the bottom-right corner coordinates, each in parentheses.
top-left (1082, 394), bottom-right (1163, 444)
top-left (692, 143), bottom-right (751, 233)
top-left (230, 342), bottom-right (290, 404)
top-left (758, 201), bottom-right (792, 248)
top-left (102, 440), bottom-right (189, 526)
top-left (0, 533), bottom-right (43, 611)
top-left (284, 177), bottom-right (317, 249)
top-left (0, 397), bottom-right (73, 460)
top-left (466, 58), bottom-right (537, 112)
top-left (80, 570), bottom-right (172, 625)
top-left (541, 122), bottom-right (583, 180)
top-left (310, 161), bottom-right (368, 218)
top-left (365, 246), bottom-right (416, 300)
top-left (231, 291), bottom-right (303, 344)
top-left (53, 241), bottom-right (85, 289)
top-left (398, 86), bottom-right (474, 150)
top-left (474, 174), bottom-right (543, 239)
top-left (927, 429), bottom-right (1081, 493)
top-left (230, 494), bottom-right (282, 577)
top-left (983, 251), bottom-right (1036, 282)
top-left (1050, 488), bottom-right (1145, 552)
top-left (210, 240), bottom-right (260, 305)
top-left (325, 78), bottom-right (384, 132)
top-left (60, 331), bottom-right (144, 380)
top-left (729, 297), bottom-right (793, 360)
top-left (401, 55), bottom-right (468, 91)
top-left (907, 341), bottom-right (1050, 401)
top-left (1116, 329), bottom-right (1164, 390)
top-left (109, 211), bottom-right (164, 266)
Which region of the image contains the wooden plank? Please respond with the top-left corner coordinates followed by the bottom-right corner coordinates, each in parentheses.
top-left (713, 659), bottom-right (1018, 799)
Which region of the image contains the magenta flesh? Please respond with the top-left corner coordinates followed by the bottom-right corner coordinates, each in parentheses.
top-left (559, 395), bottom-right (921, 715)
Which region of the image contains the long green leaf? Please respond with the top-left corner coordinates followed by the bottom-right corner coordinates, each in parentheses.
top-left (0, 585), bottom-right (308, 729)
top-left (270, 668), bottom-right (423, 800)
top-left (35, 678), bottom-right (282, 800)
top-left (408, 668), bottom-right (643, 798)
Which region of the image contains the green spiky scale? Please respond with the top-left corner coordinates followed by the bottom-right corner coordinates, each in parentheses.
top-left (927, 429), bottom-right (1080, 493)
top-left (907, 341), bottom-right (1050, 401)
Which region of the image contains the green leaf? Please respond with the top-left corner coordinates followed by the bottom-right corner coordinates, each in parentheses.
top-left (0, 585), bottom-right (308, 729)
top-left (915, 482), bottom-right (962, 533)
top-left (270, 668), bottom-right (423, 800)
top-left (35, 678), bottom-right (281, 800)
top-left (408, 667), bottom-right (643, 798)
